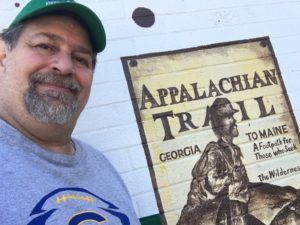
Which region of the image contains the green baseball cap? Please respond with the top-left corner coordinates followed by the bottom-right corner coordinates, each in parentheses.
top-left (10, 0), bottom-right (106, 53)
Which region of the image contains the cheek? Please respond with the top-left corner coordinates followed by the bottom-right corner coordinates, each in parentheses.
top-left (80, 75), bottom-right (92, 92)
top-left (76, 73), bottom-right (93, 100)
top-left (3, 58), bottom-right (28, 93)
top-left (5, 53), bottom-right (48, 84)
top-left (221, 119), bottom-right (231, 128)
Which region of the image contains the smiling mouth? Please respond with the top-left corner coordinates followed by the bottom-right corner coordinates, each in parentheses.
top-left (36, 82), bottom-right (77, 96)
top-left (29, 72), bottom-right (81, 97)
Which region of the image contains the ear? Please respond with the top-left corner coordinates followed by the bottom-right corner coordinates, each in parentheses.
top-left (0, 39), bottom-right (7, 68)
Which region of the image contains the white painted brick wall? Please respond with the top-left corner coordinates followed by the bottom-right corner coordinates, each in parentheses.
top-left (1, 0), bottom-right (300, 220)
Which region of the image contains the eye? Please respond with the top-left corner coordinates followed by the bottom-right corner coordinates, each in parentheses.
top-left (37, 44), bottom-right (51, 49)
top-left (33, 43), bottom-right (55, 53)
top-left (73, 55), bottom-right (91, 68)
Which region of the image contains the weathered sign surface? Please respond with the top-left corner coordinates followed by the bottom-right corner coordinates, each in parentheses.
top-left (122, 37), bottom-right (300, 225)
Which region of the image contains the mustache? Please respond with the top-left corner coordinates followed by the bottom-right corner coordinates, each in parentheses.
top-left (29, 72), bottom-right (81, 94)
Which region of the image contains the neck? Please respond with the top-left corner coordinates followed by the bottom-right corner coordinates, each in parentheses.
top-left (1, 114), bottom-right (76, 155)
top-left (43, 140), bottom-right (76, 155)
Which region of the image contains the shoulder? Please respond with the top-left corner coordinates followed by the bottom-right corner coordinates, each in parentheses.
top-left (203, 141), bottom-right (222, 156)
top-left (72, 139), bottom-right (120, 177)
top-left (72, 138), bottom-right (114, 168)
top-left (205, 141), bottom-right (220, 149)
top-left (72, 139), bottom-right (141, 224)
top-left (73, 139), bottom-right (103, 157)
top-left (191, 141), bottom-right (221, 176)
top-left (72, 138), bottom-right (130, 195)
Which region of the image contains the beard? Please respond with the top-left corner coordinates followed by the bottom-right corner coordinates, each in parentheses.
top-left (230, 124), bottom-right (239, 137)
top-left (24, 72), bottom-right (81, 125)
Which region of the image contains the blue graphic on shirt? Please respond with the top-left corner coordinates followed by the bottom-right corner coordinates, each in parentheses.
top-left (69, 211), bottom-right (107, 225)
top-left (27, 187), bottom-right (130, 225)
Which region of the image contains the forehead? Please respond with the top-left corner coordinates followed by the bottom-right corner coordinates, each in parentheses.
top-left (20, 14), bottom-right (92, 51)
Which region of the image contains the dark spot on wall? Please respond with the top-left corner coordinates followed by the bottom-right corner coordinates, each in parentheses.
top-left (132, 7), bottom-right (155, 28)
top-left (15, 2), bottom-right (20, 7)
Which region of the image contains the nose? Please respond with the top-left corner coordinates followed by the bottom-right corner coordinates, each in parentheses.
top-left (51, 53), bottom-right (74, 76)
top-left (232, 116), bottom-right (236, 124)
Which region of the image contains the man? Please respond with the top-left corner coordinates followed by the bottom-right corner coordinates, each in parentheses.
top-left (178, 98), bottom-right (264, 225)
top-left (0, 0), bottom-right (140, 224)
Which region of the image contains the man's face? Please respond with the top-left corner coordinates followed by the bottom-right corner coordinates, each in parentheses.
top-left (219, 113), bottom-right (239, 137)
top-left (0, 14), bottom-right (94, 126)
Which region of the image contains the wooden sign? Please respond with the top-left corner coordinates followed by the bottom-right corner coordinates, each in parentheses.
top-left (122, 37), bottom-right (300, 225)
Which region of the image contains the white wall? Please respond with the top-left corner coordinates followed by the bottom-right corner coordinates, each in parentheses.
top-left (1, 0), bottom-right (300, 220)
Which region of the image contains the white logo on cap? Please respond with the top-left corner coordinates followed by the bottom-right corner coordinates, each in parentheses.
top-left (46, 0), bottom-right (73, 5)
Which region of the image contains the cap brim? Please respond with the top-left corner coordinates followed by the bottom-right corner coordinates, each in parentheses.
top-left (10, 2), bottom-right (106, 53)
top-left (231, 109), bottom-right (239, 113)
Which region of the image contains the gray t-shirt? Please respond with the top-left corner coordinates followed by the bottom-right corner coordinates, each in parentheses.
top-left (0, 119), bottom-right (140, 225)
